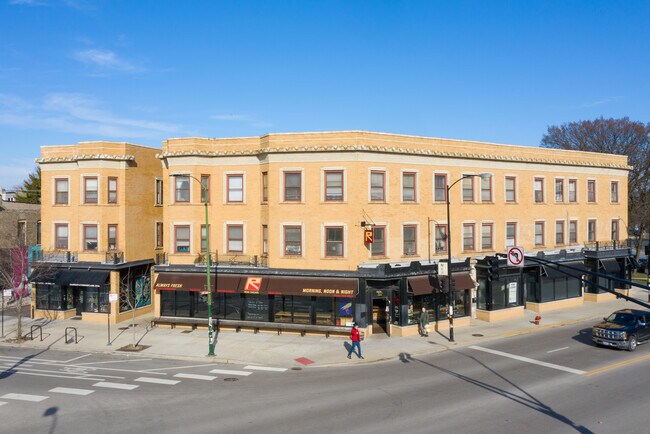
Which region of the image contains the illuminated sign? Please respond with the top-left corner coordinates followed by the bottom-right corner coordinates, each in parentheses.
top-left (244, 277), bottom-right (262, 292)
top-left (364, 230), bottom-right (373, 244)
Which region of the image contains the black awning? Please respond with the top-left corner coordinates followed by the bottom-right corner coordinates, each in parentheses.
top-left (29, 270), bottom-right (109, 287)
top-left (408, 275), bottom-right (435, 296)
top-left (542, 262), bottom-right (587, 279)
top-left (434, 272), bottom-right (475, 292)
top-left (599, 259), bottom-right (621, 274)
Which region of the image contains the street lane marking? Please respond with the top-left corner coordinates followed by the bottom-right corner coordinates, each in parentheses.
top-left (584, 353), bottom-right (650, 377)
top-left (74, 359), bottom-right (152, 366)
top-left (93, 382), bottom-right (139, 390)
top-left (11, 372), bottom-right (104, 381)
top-left (142, 363), bottom-right (223, 372)
top-left (244, 365), bottom-right (288, 372)
top-left (61, 354), bottom-right (92, 363)
top-left (2, 366), bottom-right (123, 379)
top-left (135, 377), bottom-right (180, 385)
top-left (469, 345), bottom-right (586, 375)
top-left (209, 369), bottom-right (252, 376)
top-left (547, 347), bottom-right (569, 353)
top-left (174, 373), bottom-right (217, 381)
top-left (50, 387), bottom-right (94, 396)
top-left (1, 393), bottom-right (49, 402)
top-left (0, 402), bottom-right (6, 407)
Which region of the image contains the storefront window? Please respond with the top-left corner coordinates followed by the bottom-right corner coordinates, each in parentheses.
top-left (315, 298), bottom-right (335, 325)
top-left (175, 291), bottom-right (191, 317)
top-left (245, 295), bottom-right (270, 321)
top-left (66, 287), bottom-right (74, 310)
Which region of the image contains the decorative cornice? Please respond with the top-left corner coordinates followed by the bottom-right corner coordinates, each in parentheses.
top-left (36, 154), bottom-right (136, 164)
top-left (156, 145), bottom-right (631, 170)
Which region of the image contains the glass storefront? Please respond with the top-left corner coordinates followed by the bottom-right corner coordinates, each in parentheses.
top-left (36, 284), bottom-right (66, 310)
top-left (408, 290), bottom-right (470, 324)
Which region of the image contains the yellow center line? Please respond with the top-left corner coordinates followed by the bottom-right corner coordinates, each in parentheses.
top-left (584, 353), bottom-right (650, 377)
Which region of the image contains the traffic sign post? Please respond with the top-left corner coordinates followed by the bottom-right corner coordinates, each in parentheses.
top-left (507, 246), bottom-right (524, 267)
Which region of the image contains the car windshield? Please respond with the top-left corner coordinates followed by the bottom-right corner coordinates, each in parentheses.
top-left (606, 313), bottom-right (635, 325)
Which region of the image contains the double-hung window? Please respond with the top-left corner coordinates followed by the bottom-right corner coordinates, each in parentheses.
top-left (325, 227), bottom-right (344, 257)
top-left (325, 171), bottom-right (343, 201)
top-left (55, 178), bottom-right (69, 205)
top-left (481, 223), bottom-right (493, 250)
top-left (84, 177), bottom-right (98, 204)
top-left (434, 174), bottom-right (447, 202)
top-left (284, 172), bottom-right (302, 202)
top-left (83, 224), bottom-right (98, 251)
top-left (555, 221), bottom-right (565, 245)
top-left (227, 225), bottom-right (244, 253)
top-left (200, 175), bottom-right (210, 203)
top-left (587, 180), bottom-right (596, 203)
top-left (403, 225), bottom-right (417, 255)
top-left (108, 177), bottom-right (118, 204)
top-left (555, 179), bottom-right (564, 202)
top-left (284, 226), bottom-right (302, 256)
top-left (569, 220), bottom-right (578, 244)
top-left (587, 220), bottom-right (596, 243)
top-left (370, 171), bottom-right (385, 201)
top-left (434, 225), bottom-right (447, 253)
top-left (506, 222), bottom-right (517, 248)
top-left (535, 222), bottom-right (545, 246)
top-left (108, 224), bottom-right (117, 251)
top-left (371, 226), bottom-right (386, 256)
top-left (227, 174), bottom-right (243, 203)
top-left (463, 224), bottom-right (475, 251)
top-left (481, 175), bottom-right (492, 202)
top-left (505, 177), bottom-right (516, 203)
top-left (534, 178), bottom-right (544, 203)
top-left (568, 179), bottom-right (577, 202)
top-left (402, 173), bottom-right (416, 202)
top-left (175, 226), bottom-right (190, 253)
top-left (611, 220), bottom-right (619, 241)
top-left (55, 224), bottom-right (69, 250)
top-left (175, 176), bottom-right (190, 203)
top-left (462, 177), bottom-right (474, 202)
top-left (610, 181), bottom-right (619, 203)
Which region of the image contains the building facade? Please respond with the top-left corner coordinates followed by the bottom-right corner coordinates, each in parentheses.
top-left (32, 142), bottom-right (161, 323)
top-left (33, 131), bottom-right (633, 335)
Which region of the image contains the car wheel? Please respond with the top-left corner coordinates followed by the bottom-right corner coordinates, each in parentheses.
top-left (627, 335), bottom-right (637, 352)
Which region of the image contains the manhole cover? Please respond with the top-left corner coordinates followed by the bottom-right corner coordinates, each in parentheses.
top-left (224, 377), bottom-right (238, 382)
top-left (291, 367), bottom-right (302, 371)
top-left (472, 334), bottom-right (484, 337)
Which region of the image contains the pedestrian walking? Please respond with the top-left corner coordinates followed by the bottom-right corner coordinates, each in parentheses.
top-left (419, 307), bottom-right (430, 337)
top-left (347, 323), bottom-right (364, 359)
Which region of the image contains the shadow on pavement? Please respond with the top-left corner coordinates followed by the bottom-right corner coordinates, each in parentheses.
top-left (398, 351), bottom-right (594, 434)
top-left (572, 328), bottom-right (597, 346)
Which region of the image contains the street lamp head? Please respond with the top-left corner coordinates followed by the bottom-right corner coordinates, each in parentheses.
top-left (478, 172), bottom-right (491, 180)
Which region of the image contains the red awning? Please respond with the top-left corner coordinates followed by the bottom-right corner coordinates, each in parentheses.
top-left (435, 272), bottom-right (476, 292)
top-left (408, 275), bottom-right (435, 296)
top-left (154, 273), bottom-right (212, 292)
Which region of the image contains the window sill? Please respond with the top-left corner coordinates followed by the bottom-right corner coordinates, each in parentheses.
top-left (322, 256), bottom-right (346, 260)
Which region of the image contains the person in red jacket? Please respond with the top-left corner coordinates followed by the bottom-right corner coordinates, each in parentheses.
top-left (347, 323), bottom-right (364, 359)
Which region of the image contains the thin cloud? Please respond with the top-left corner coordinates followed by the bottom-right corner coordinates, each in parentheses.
top-left (73, 49), bottom-right (144, 73)
top-left (0, 92), bottom-right (181, 139)
top-left (580, 96), bottom-right (623, 108)
top-left (9, 0), bottom-right (47, 6)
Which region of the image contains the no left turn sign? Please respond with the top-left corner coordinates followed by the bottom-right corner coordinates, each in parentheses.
top-left (507, 246), bottom-right (524, 267)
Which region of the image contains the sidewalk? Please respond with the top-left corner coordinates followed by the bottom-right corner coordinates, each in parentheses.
top-left (1, 290), bottom-right (646, 368)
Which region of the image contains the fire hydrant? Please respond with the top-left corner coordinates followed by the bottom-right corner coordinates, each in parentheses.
top-left (534, 315), bottom-right (542, 325)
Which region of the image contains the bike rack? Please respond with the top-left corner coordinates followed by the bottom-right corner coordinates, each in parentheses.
top-left (65, 326), bottom-right (78, 344)
top-left (30, 325), bottom-right (43, 342)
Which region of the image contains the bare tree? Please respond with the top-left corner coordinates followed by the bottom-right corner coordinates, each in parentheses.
top-left (118, 267), bottom-right (151, 349)
top-left (0, 241), bottom-right (53, 342)
top-left (541, 117), bottom-right (650, 256)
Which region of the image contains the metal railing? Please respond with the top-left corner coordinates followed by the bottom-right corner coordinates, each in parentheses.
top-left (584, 239), bottom-right (631, 252)
top-left (155, 252), bottom-right (168, 265)
top-left (33, 250), bottom-right (79, 263)
top-left (104, 251), bottom-right (125, 264)
top-left (192, 252), bottom-right (268, 268)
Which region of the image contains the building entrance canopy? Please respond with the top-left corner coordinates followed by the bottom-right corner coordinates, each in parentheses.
top-left (30, 269), bottom-right (109, 288)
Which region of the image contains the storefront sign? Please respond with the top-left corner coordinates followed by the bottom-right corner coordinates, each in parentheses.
top-left (508, 282), bottom-right (518, 301)
top-left (302, 288), bottom-right (356, 297)
top-left (364, 230), bottom-right (373, 244)
top-left (109, 293), bottom-right (118, 302)
top-left (244, 277), bottom-right (262, 293)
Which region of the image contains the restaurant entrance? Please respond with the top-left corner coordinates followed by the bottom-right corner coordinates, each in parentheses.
top-left (372, 297), bottom-right (389, 336)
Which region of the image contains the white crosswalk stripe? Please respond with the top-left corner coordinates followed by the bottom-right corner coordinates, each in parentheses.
top-left (244, 365), bottom-right (287, 372)
top-left (49, 387), bottom-right (95, 396)
top-left (174, 373), bottom-right (217, 381)
top-left (209, 369), bottom-right (252, 376)
top-left (135, 377), bottom-right (180, 385)
top-left (0, 402), bottom-right (7, 407)
top-left (1, 393), bottom-right (48, 402)
top-left (93, 382), bottom-right (139, 390)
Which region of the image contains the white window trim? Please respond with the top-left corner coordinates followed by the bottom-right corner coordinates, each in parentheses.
top-left (400, 169), bottom-right (419, 203)
top-left (169, 172), bottom-right (193, 204)
top-left (223, 221), bottom-right (247, 254)
top-left (533, 175), bottom-right (546, 203)
top-left (367, 222), bottom-right (389, 258)
top-left (280, 168), bottom-right (305, 204)
top-left (320, 222), bottom-right (348, 258)
top-left (80, 173), bottom-right (101, 204)
top-left (401, 221), bottom-right (420, 256)
top-left (568, 219), bottom-right (579, 244)
top-left (567, 178), bottom-right (579, 203)
top-left (534, 219), bottom-right (546, 246)
top-left (479, 172), bottom-right (494, 203)
top-left (320, 167), bottom-right (347, 203)
top-left (505, 220), bottom-right (519, 249)
top-left (432, 170), bottom-right (450, 203)
top-left (480, 220), bottom-right (496, 251)
top-left (223, 171), bottom-right (246, 204)
top-left (554, 177), bottom-right (565, 203)
top-left (587, 217), bottom-right (598, 242)
top-left (171, 222), bottom-right (193, 254)
top-left (52, 175), bottom-right (70, 206)
top-left (460, 173), bottom-right (477, 203)
top-left (503, 174), bottom-right (518, 203)
top-left (586, 178), bottom-right (597, 203)
top-left (460, 220), bottom-right (477, 251)
top-left (368, 167), bottom-right (389, 203)
top-left (79, 221), bottom-right (100, 252)
top-left (52, 220), bottom-right (70, 250)
top-left (433, 220), bottom-right (449, 254)
top-left (280, 222), bottom-right (305, 257)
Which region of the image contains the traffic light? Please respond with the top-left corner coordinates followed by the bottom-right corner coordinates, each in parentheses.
top-left (487, 257), bottom-right (499, 281)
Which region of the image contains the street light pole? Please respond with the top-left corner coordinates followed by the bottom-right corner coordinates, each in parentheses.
top-left (173, 174), bottom-right (214, 356)
top-left (446, 173), bottom-right (490, 343)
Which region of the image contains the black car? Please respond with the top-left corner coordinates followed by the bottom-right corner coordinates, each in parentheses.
top-left (592, 309), bottom-right (650, 351)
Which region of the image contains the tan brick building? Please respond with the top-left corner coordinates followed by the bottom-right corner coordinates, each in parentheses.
top-left (33, 132), bottom-right (633, 335)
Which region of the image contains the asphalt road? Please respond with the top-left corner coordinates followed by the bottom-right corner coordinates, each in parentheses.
top-left (1, 320), bottom-right (648, 434)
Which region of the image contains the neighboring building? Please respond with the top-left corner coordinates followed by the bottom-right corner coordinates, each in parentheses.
top-left (152, 131), bottom-right (631, 335)
top-left (0, 198), bottom-right (40, 249)
top-left (0, 188), bottom-right (17, 202)
top-left (31, 142), bottom-right (161, 323)
top-left (33, 131), bottom-right (633, 335)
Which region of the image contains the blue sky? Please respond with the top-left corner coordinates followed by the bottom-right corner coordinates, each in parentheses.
top-left (1, 0), bottom-right (648, 188)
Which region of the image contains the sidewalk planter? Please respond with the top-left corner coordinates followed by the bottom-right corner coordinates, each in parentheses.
top-left (526, 296), bottom-right (584, 313)
top-left (476, 306), bottom-right (524, 322)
